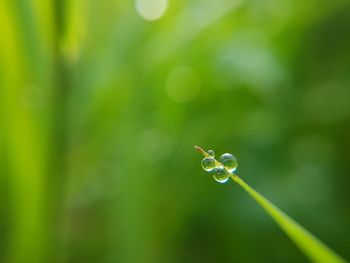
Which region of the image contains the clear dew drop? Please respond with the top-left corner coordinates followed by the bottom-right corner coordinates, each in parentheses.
top-left (212, 166), bottom-right (230, 183)
top-left (219, 153), bottom-right (238, 173)
top-left (207, 150), bottom-right (215, 157)
top-left (201, 157), bottom-right (215, 172)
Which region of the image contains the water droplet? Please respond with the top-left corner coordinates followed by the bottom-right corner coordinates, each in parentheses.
top-left (207, 150), bottom-right (215, 157)
top-left (212, 166), bottom-right (230, 183)
top-left (219, 153), bottom-right (238, 173)
top-left (201, 157), bottom-right (215, 171)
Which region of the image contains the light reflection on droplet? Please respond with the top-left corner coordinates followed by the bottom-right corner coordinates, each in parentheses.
top-left (135, 0), bottom-right (168, 21)
top-left (220, 153), bottom-right (238, 173)
top-left (197, 148), bottom-right (238, 184)
top-left (212, 166), bottom-right (230, 183)
top-left (201, 157), bottom-right (215, 172)
top-left (207, 150), bottom-right (215, 157)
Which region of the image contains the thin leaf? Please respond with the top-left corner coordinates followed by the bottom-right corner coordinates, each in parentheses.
top-left (231, 175), bottom-right (346, 263)
top-left (194, 146), bottom-right (346, 263)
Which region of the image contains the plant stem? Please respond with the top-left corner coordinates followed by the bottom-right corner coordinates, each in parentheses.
top-left (194, 145), bottom-right (210, 157)
top-left (194, 146), bottom-right (346, 263)
top-left (231, 175), bottom-right (346, 263)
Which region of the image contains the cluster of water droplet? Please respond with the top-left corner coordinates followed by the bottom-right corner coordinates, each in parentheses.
top-left (201, 150), bottom-right (238, 183)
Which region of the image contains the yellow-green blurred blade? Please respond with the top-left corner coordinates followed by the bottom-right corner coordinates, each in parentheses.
top-left (232, 175), bottom-right (346, 263)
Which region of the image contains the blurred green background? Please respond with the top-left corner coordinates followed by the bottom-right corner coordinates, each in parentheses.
top-left (1, 0), bottom-right (350, 262)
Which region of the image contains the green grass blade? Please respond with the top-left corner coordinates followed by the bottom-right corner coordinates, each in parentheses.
top-left (231, 175), bottom-right (346, 263)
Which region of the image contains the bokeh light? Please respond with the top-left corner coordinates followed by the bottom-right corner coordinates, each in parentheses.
top-left (135, 0), bottom-right (168, 21)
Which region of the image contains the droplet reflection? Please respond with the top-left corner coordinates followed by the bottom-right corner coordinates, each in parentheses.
top-left (207, 150), bottom-right (215, 157)
top-left (201, 157), bottom-right (215, 172)
top-left (219, 153), bottom-right (238, 173)
top-left (198, 148), bottom-right (238, 184)
top-left (212, 166), bottom-right (230, 183)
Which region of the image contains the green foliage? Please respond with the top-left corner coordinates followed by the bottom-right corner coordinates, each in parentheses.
top-left (2, 0), bottom-right (350, 262)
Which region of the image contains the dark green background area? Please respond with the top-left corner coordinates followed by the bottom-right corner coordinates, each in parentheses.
top-left (1, 0), bottom-right (350, 262)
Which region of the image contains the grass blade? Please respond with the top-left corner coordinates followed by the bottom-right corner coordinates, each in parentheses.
top-left (231, 175), bottom-right (346, 263)
top-left (195, 146), bottom-right (346, 263)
